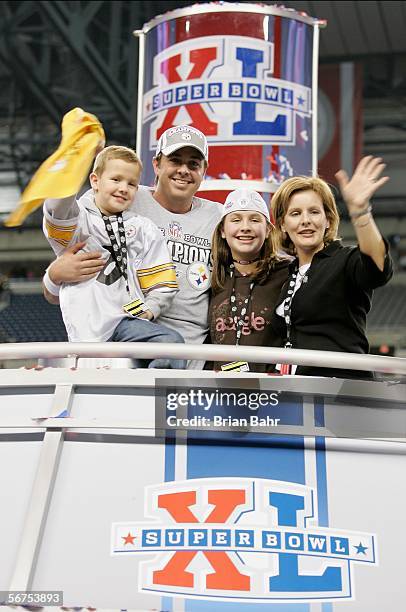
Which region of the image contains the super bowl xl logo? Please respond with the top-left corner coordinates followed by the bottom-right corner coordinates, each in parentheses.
top-left (112, 478), bottom-right (377, 603)
top-left (144, 36), bottom-right (311, 147)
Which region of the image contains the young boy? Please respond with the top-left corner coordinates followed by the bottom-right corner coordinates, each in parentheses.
top-left (43, 145), bottom-right (185, 368)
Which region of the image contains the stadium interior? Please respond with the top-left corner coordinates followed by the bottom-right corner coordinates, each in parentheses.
top-left (0, 0), bottom-right (405, 365)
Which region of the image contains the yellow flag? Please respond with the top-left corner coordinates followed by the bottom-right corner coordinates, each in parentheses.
top-left (4, 107), bottom-right (105, 227)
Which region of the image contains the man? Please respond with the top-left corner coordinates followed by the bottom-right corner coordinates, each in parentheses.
top-left (43, 125), bottom-right (223, 366)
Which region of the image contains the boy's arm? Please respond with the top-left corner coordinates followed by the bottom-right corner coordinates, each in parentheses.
top-left (137, 226), bottom-right (178, 321)
top-left (43, 284), bottom-right (60, 305)
top-left (43, 194), bottom-right (81, 256)
top-left (45, 195), bottom-right (80, 219)
top-left (43, 267), bottom-right (61, 304)
top-left (43, 129), bottom-right (104, 252)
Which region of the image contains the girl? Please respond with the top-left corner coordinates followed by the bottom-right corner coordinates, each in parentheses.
top-left (209, 188), bottom-right (289, 372)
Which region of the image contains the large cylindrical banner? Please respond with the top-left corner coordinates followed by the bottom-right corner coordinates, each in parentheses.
top-left (135, 2), bottom-right (325, 202)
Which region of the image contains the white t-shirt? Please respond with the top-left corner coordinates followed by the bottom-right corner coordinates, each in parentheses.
top-left (135, 186), bottom-right (223, 346)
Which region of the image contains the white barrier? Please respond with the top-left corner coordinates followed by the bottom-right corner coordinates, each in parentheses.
top-left (0, 341), bottom-right (405, 375)
top-left (1, 347), bottom-right (406, 610)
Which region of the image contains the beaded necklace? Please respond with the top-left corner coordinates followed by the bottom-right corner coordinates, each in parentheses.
top-left (100, 211), bottom-right (146, 317)
top-left (101, 212), bottom-right (130, 295)
top-left (282, 264), bottom-right (308, 348)
top-left (229, 263), bottom-right (255, 346)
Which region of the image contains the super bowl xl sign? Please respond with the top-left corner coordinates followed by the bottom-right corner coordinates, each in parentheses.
top-left (143, 36), bottom-right (312, 148)
top-left (112, 478), bottom-right (377, 603)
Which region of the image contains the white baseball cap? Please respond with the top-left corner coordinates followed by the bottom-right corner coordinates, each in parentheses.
top-left (221, 189), bottom-right (271, 223)
top-left (155, 125), bottom-right (208, 161)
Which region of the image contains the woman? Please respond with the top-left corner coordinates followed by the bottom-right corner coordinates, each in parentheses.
top-left (271, 155), bottom-right (393, 379)
top-left (209, 188), bottom-right (289, 372)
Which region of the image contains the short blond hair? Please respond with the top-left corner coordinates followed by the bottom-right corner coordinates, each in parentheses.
top-left (93, 145), bottom-right (143, 176)
top-left (271, 175), bottom-right (340, 255)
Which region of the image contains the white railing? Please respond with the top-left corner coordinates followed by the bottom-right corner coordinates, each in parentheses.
top-left (0, 342), bottom-right (405, 375)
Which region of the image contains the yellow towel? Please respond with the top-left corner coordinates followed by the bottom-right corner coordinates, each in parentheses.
top-left (4, 107), bottom-right (105, 227)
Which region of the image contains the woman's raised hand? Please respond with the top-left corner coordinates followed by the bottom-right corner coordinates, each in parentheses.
top-left (335, 155), bottom-right (389, 216)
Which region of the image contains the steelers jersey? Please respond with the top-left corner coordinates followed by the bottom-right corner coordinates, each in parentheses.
top-left (43, 190), bottom-right (177, 341)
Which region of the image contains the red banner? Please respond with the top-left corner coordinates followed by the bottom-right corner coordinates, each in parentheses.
top-left (318, 62), bottom-right (363, 184)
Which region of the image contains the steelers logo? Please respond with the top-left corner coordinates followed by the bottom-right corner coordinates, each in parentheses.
top-left (182, 133), bottom-right (192, 141)
top-left (186, 261), bottom-right (211, 291)
top-left (125, 225), bottom-right (136, 239)
top-left (49, 159), bottom-right (67, 172)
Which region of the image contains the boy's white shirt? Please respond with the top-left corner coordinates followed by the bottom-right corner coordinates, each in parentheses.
top-left (43, 189), bottom-right (177, 342)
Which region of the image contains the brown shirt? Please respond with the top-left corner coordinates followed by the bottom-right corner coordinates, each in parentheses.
top-left (208, 260), bottom-right (289, 372)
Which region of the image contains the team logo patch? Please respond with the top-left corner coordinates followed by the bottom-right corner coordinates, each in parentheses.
top-left (144, 35), bottom-right (311, 147)
top-left (125, 225), bottom-right (136, 239)
top-left (48, 159), bottom-right (67, 172)
top-left (112, 477), bottom-right (377, 603)
top-left (167, 221), bottom-right (183, 240)
top-left (186, 261), bottom-right (210, 291)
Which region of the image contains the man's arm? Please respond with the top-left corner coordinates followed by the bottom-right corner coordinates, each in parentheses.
top-left (43, 241), bottom-right (106, 305)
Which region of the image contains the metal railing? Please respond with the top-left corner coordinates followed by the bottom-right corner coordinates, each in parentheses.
top-left (0, 342), bottom-right (405, 375)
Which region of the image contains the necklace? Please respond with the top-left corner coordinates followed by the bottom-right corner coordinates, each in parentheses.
top-left (282, 263), bottom-right (309, 349)
top-left (229, 264), bottom-right (255, 345)
top-left (297, 267), bottom-right (308, 283)
top-left (278, 262), bottom-right (309, 375)
top-left (101, 212), bottom-right (130, 295)
top-left (101, 211), bottom-right (147, 318)
top-left (232, 257), bottom-right (260, 265)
